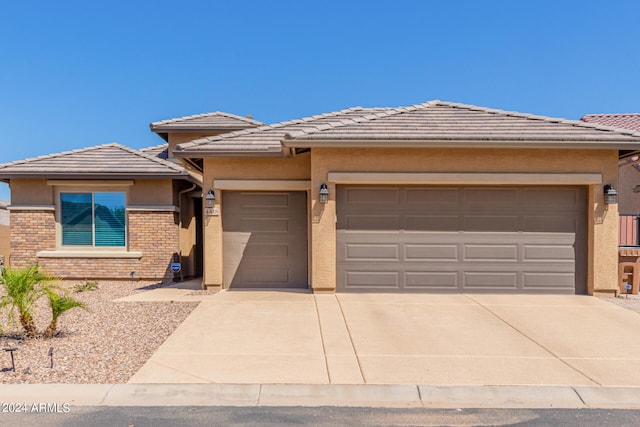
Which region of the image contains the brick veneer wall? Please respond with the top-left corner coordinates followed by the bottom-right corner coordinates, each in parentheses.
top-left (10, 209), bottom-right (56, 265)
top-left (10, 209), bottom-right (179, 281)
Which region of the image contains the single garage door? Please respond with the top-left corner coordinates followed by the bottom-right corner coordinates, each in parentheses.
top-left (336, 185), bottom-right (586, 294)
top-left (222, 191), bottom-right (308, 289)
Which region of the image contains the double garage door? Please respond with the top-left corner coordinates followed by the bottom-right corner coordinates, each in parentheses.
top-left (337, 185), bottom-right (586, 294)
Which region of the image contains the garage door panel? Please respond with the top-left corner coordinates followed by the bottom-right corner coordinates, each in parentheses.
top-left (464, 188), bottom-right (520, 206)
top-left (463, 215), bottom-right (520, 231)
top-left (523, 188), bottom-right (583, 209)
top-left (242, 243), bottom-right (289, 258)
top-left (237, 192), bottom-right (291, 207)
top-left (345, 243), bottom-right (400, 261)
top-left (405, 215), bottom-right (459, 231)
top-left (406, 188), bottom-right (460, 205)
top-left (523, 272), bottom-right (576, 289)
top-left (344, 187), bottom-right (400, 205)
top-left (405, 272), bottom-right (459, 289)
top-left (345, 271), bottom-right (400, 288)
top-left (464, 244), bottom-right (519, 261)
top-left (523, 216), bottom-right (579, 232)
top-left (405, 244), bottom-right (458, 261)
top-left (463, 272), bottom-right (518, 289)
top-left (524, 245), bottom-right (575, 261)
top-left (345, 215), bottom-right (400, 230)
top-left (337, 185), bottom-right (586, 294)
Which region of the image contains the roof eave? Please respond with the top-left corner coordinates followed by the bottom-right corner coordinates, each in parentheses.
top-left (0, 172), bottom-right (197, 181)
top-left (173, 148), bottom-right (286, 158)
top-left (281, 138), bottom-right (640, 150)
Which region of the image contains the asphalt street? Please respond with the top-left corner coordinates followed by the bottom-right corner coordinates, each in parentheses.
top-left (0, 406), bottom-right (639, 427)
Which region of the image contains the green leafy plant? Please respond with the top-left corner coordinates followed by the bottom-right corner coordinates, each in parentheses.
top-left (0, 265), bottom-right (53, 339)
top-left (73, 281), bottom-right (99, 293)
top-left (44, 291), bottom-right (87, 338)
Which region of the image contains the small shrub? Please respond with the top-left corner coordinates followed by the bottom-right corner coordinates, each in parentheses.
top-left (44, 291), bottom-right (87, 338)
top-left (0, 265), bottom-right (54, 339)
top-left (73, 281), bottom-right (99, 293)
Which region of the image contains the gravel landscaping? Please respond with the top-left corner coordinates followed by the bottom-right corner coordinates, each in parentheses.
top-left (0, 280), bottom-right (198, 384)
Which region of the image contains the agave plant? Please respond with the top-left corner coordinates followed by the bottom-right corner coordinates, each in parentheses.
top-left (0, 265), bottom-right (53, 339)
top-left (44, 291), bottom-right (87, 338)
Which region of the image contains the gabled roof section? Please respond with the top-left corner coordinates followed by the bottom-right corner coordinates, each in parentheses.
top-left (174, 101), bottom-right (640, 157)
top-left (150, 111), bottom-right (264, 133)
top-left (285, 101), bottom-right (640, 148)
top-left (581, 114), bottom-right (640, 133)
top-left (0, 143), bottom-right (195, 181)
top-left (173, 106), bottom-right (394, 157)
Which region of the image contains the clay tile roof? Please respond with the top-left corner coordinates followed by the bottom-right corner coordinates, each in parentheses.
top-left (0, 143), bottom-right (193, 180)
top-left (173, 106), bottom-right (393, 156)
top-left (581, 114), bottom-right (640, 133)
top-left (173, 101), bottom-right (640, 157)
top-left (150, 111), bottom-right (264, 132)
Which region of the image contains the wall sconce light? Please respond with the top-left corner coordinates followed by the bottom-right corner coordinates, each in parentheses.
top-left (205, 189), bottom-right (215, 209)
top-left (319, 183), bottom-right (329, 204)
top-left (604, 184), bottom-right (618, 205)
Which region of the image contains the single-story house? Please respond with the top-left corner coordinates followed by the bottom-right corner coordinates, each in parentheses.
top-left (2, 101), bottom-right (640, 296)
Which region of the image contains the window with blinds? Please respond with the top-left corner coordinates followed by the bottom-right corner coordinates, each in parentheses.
top-left (60, 192), bottom-right (126, 247)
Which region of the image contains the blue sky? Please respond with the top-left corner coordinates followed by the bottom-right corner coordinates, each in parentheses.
top-left (1, 0), bottom-right (639, 200)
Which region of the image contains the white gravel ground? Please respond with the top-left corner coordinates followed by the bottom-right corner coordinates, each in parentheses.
top-left (0, 280), bottom-right (197, 384)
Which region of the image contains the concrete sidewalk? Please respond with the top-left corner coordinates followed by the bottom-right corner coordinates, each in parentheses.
top-left (1, 384), bottom-right (640, 409)
top-left (128, 291), bottom-right (640, 386)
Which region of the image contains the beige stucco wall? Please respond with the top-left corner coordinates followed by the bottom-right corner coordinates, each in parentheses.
top-left (202, 153), bottom-right (311, 287)
top-left (10, 179), bottom-right (53, 205)
top-left (9, 178), bottom-right (174, 207)
top-left (129, 179), bottom-right (174, 205)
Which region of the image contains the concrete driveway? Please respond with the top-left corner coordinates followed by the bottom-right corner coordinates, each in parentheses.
top-left (128, 291), bottom-right (640, 386)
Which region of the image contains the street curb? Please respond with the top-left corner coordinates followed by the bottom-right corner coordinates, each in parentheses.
top-left (1, 384), bottom-right (640, 408)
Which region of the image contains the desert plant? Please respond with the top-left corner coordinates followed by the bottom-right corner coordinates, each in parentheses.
top-left (73, 281), bottom-right (99, 293)
top-left (44, 291), bottom-right (87, 338)
top-left (0, 265), bottom-right (53, 339)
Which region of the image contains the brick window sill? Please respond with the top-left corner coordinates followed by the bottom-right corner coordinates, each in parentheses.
top-left (36, 250), bottom-right (143, 259)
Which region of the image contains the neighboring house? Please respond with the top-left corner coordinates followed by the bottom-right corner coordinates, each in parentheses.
top-left (0, 200), bottom-right (8, 266)
top-left (581, 113), bottom-right (640, 292)
top-left (581, 114), bottom-right (640, 213)
top-left (2, 101), bottom-right (640, 296)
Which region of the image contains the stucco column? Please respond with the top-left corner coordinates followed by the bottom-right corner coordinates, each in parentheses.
top-left (203, 189), bottom-right (223, 289)
top-left (591, 182), bottom-right (620, 296)
top-left (311, 153), bottom-right (336, 291)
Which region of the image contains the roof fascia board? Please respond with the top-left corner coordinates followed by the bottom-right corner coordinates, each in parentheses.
top-left (0, 173), bottom-right (194, 180)
top-left (150, 126), bottom-right (252, 133)
top-left (281, 139), bottom-right (640, 150)
top-left (173, 149), bottom-right (285, 158)
top-left (47, 180), bottom-right (135, 187)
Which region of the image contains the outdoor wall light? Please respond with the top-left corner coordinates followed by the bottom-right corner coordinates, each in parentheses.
top-left (205, 189), bottom-right (216, 209)
top-left (604, 184), bottom-right (618, 205)
top-left (319, 183), bottom-right (329, 204)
